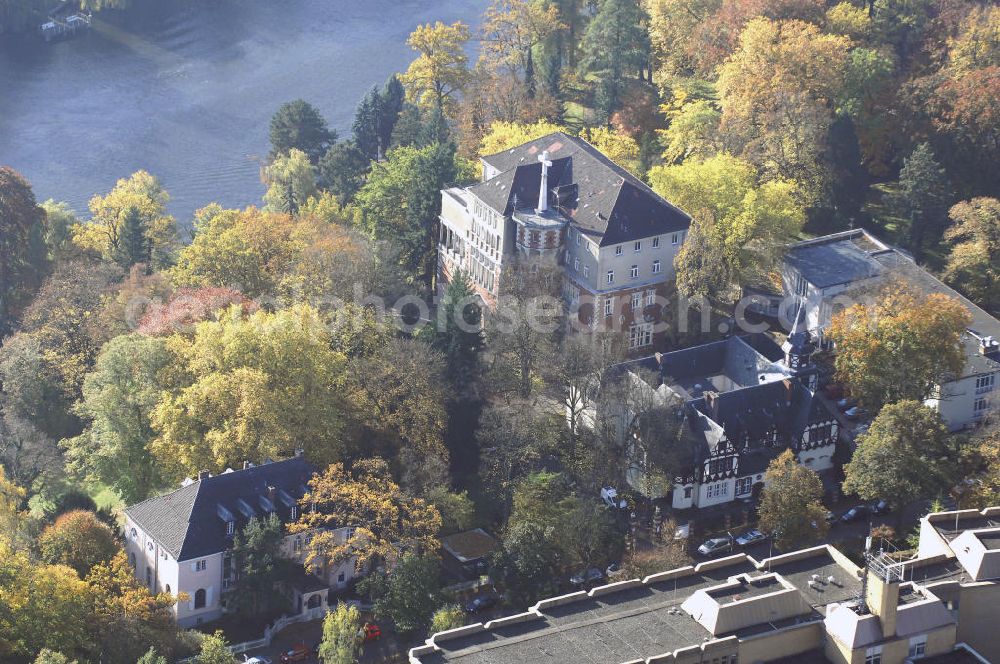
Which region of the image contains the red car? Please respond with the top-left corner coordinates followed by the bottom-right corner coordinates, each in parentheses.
top-left (279, 643), bottom-right (311, 663)
top-left (359, 622), bottom-right (381, 642)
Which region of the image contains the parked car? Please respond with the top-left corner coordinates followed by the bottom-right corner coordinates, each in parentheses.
top-left (601, 486), bottom-right (627, 509)
top-left (841, 505), bottom-right (871, 523)
top-left (824, 510), bottom-right (838, 525)
top-left (837, 397), bottom-right (856, 411)
top-left (279, 644), bottom-right (310, 664)
top-left (844, 406), bottom-right (867, 420)
top-left (570, 567), bottom-right (605, 586)
top-left (697, 537), bottom-right (733, 556)
top-left (734, 529), bottom-right (766, 547)
top-left (871, 499), bottom-right (890, 515)
top-left (359, 622), bottom-right (381, 642)
top-left (606, 561), bottom-right (622, 576)
top-left (465, 594), bottom-right (500, 613)
top-left (244, 658), bottom-right (272, 664)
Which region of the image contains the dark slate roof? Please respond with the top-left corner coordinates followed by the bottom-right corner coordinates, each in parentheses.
top-left (689, 379), bottom-right (832, 456)
top-left (474, 132), bottom-right (690, 246)
top-left (785, 232), bottom-right (887, 289)
top-left (125, 457), bottom-right (314, 561)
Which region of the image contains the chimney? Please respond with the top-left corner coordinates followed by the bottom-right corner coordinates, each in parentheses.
top-left (865, 568), bottom-right (900, 639)
top-left (198, 469), bottom-right (211, 481)
top-left (981, 336), bottom-right (999, 360)
top-left (243, 460), bottom-right (253, 470)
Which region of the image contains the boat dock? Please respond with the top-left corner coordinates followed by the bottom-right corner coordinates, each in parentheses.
top-left (39, 2), bottom-right (92, 41)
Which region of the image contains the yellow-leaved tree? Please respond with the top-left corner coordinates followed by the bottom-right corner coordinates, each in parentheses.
top-left (292, 458), bottom-right (441, 573)
top-left (150, 304), bottom-right (347, 479)
top-left (401, 21), bottom-right (471, 114)
top-left (827, 282), bottom-right (972, 410)
top-left (72, 170), bottom-right (179, 270)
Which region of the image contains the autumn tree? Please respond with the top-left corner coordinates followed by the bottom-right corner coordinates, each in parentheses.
top-left (717, 18), bottom-right (851, 199)
top-left (38, 509), bottom-right (118, 577)
top-left (269, 99), bottom-right (334, 164)
top-left (479, 119), bottom-right (565, 155)
top-left (757, 449), bottom-right (828, 550)
top-left (150, 305), bottom-right (347, 478)
top-left (0, 257), bottom-right (122, 439)
top-left (827, 283), bottom-right (971, 410)
top-left (431, 605), bottom-right (465, 633)
top-left (73, 170), bottom-right (178, 270)
top-left (401, 21), bottom-right (471, 115)
top-left (650, 154), bottom-right (805, 292)
top-left (318, 602), bottom-right (362, 664)
top-left (0, 166), bottom-right (48, 334)
top-left (63, 333), bottom-right (171, 504)
top-left (480, 0), bottom-right (561, 77)
top-left (262, 148), bottom-right (319, 216)
top-left (293, 458), bottom-right (441, 573)
top-left (672, 214), bottom-right (730, 304)
top-left (0, 547), bottom-right (91, 660)
top-left (138, 287), bottom-right (257, 337)
top-left (196, 631), bottom-right (237, 664)
top-left (170, 206), bottom-right (304, 298)
top-left (34, 650), bottom-right (77, 664)
top-left (958, 426), bottom-right (1000, 509)
top-left (658, 99), bottom-right (722, 164)
top-left (943, 197), bottom-right (1000, 314)
top-left (843, 401), bottom-right (954, 515)
top-left (345, 337), bottom-right (450, 461)
top-left (360, 554), bottom-right (442, 636)
top-left (86, 552), bottom-right (181, 663)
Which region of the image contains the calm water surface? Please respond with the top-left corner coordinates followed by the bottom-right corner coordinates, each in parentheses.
top-left (0, 0), bottom-right (485, 223)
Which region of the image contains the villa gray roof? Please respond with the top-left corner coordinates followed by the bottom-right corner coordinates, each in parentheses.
top-left (473, 132), bottom-right (690, 246)
top-left (125, 456), bottom-right (314, 561)
top-left (785, 234), bottom-right (886, 289)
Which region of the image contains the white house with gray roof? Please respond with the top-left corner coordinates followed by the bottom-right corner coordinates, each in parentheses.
top-left (781, 229), bottom-right (1000, 431)
top-left (438, 132), bottom-right (691, 351)
top-left (124, 456), bottom-right (359, 627)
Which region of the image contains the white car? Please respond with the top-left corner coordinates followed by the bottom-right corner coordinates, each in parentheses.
top-left (244, 657), bottom-right (272, 664)
top-left (697, 537), bottom-right (733, 556)
top-left (600, 486), bottom-right (627, 509)
top-left (734, 529), bottom-right (766, 547)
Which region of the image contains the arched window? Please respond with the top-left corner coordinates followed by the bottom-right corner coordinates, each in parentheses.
top-left (165, 584), bottom-right (171, 595)
top-left (194, 588), bottom-right (206, 609)
top-left (129, 552), bottom-right (136, 568)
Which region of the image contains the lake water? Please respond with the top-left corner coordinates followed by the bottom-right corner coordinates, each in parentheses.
top-left (0, 0), bottom-right (485, 224)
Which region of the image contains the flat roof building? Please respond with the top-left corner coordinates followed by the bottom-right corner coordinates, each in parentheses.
top-left (411, 507), bottom-right (1000, 664)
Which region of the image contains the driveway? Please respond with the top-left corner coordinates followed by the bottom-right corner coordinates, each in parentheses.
top-left (241, 616), bottom-right (403, 664)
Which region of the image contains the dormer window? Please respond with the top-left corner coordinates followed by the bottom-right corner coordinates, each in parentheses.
top-left (226, 520), bottom-right (234, 536)
top-left (290, 505), bottom-right (298, 521)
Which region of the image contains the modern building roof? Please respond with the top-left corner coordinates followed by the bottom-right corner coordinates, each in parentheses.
top-left (411, 549), bottom-right (860, 664)
top-left (785, 229), bottom-right (1000, 379)
top-left (474, 132), bottom-right (691, 246)
top-left (125, 456), bottom-right (314, 561)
